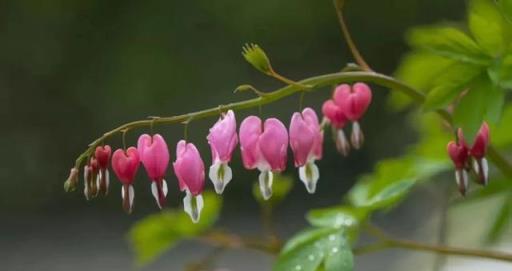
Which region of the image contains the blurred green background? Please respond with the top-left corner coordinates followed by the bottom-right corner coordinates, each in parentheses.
top-left (2, 0), bottom-right (509, 270)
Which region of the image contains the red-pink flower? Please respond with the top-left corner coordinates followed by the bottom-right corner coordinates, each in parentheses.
top-left (289, 107), bottom-right (323, 193)
top-left (83, 157), bottom-right (99, 200)
top-left (137, 134), bottom-right (170, 209)
top-left (322, 88), bottom-right (350, 156)
top-left (173, 140), bottom-right (206, 223)
top-left (470, 122), bottom-right (490, 185)
top-left (112, 147), bottom-right (140, 214)
top-left (333, 83), bottom-right (372, 149)
top-left (240, 116), bottom-right (288, 200)
top-left (95, 145), bottom-right (111, 196)
top-left (207, 110), bottom-right (238, 194)
top-left (447, 129), bottom-right (470, 195)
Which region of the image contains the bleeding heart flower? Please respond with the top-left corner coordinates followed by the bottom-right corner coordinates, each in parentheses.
top-left (322, 99), bottom-right (350, 156)
top-left (333, 83), bottom-right (372, 149)
top-left (447, 129), bottom-right (470, 195)
top-left (64, 167), bottom-right (79, 192)
top-left (137, 134), bottom-right (170, 209)
top-left (289, 107), bottom-right (323, 193)
top-left (240, 116), bottom-right (288, 200)
top-left (83, 158), bottom-right (99, 200)
top-left (112, 147), bottom-right (140, 214)
top-left (95, 145), bottom-right (111, 196)
top-left (470, 122), bottom-right (490, 185)
top-left (173, 140), bottom-right (206, 223)
top-left (207, 110), bottom-right (238, 194)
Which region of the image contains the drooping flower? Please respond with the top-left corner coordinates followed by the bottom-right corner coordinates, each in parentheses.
top-left (207, 110), bottom-right (238, 194)
top-left (289, 107), bottom-right (323, 193)
top-left (333, 83), bottom-right (372, 149)
top-left (64, 167), bottom-right (79, 192)
top-left (173, 140), bottom-right (206, 223)
top-left (111, 147), bottom-right (140, 214)
top-left (447, 129), bottom-right (470, 196)
top-left (322, 98), bottom-right (350, 156)
top-left (137, 134), bottom-right (170, 209)
top-left (240, 116), bottom-right (288, 200)
top-left (83, 157), bottom-right (99, 200)
top-left (470, 122), bottom-right (490, 185)
top-left (95, 145), bottom-right (112, 196)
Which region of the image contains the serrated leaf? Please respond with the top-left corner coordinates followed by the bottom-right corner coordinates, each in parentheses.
top-left (275, 229), bottom-right (353, 271)
top-left (488, 54), bottom-right (512, 89)
top-left (486, 194), bottom-right (512, 243)
top-left (423, 63), bottom-right (483, 111)
top-left (469, 0), bottom-right (508, 55)
top-left (252, 174), bottom-right (293, 206)
top-left (129, 192), bottom-right (222, 266)
top-left (407, 26), bottom-right (490, 65)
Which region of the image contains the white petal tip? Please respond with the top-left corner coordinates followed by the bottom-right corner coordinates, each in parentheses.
top-left (258, 170), bottom-right (273, 200)
top-left (299, 162), bottom-right (319, 194)
top-left (209, 163), bottom-right (233, 195)
top-left (183, 191), bottom-right (204, 223)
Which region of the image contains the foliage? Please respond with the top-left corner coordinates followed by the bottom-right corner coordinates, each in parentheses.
top-left (124, 1), bottom-right (512, 270)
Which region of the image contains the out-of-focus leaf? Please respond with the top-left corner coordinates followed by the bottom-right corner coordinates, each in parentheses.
top-left (469, 0), bottom-right (508, 55)
top-left (453, 76), bottom-right (491, 143)
top-left (390, 53), bottom-right (454, 109)
top-left (486, 194), bottom-right (512, 243)
top-left (423, 63), bottom-right (483, 111)
top-left (306, 206), bottom-right (367, 229)
top-left (461, 178), bottom-right (512, 203)
top-left (488, 54), bottom-right (512, 89)
top-left (491, 104), bottom-right (512, 147)
top-left (484, 84), bottom-right (505, 123)
top-left (499, 0), bottom-right (512, 23)
top-left (129, 192), bottom-right (222, 266)
top-left (252, 174), bottom-right (293, 206)
top-left (275, 228), bottom-right (353, 271)
top-left (406, 26), bottom-right (490, 65)
top-left (323, 232), bottom-right (353, 271)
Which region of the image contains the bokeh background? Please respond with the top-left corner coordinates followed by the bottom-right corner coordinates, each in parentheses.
top-left (1, 0), bottom-right (510, 270)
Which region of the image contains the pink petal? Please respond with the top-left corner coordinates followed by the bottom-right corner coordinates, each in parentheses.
top-left (321, 100), bottom-right (347, 129)
top-left (470, 122), bottom-right (489, 159)
top-left (289, 111), bottom-right (315, 167)
top-left (173, 140), bottom-right (206, 196)
top-left (260, 118), bottom-right (288, 172)
top-left (239, 116), bottom-right (263, 169)
top-left (112, 147), bottom-right (140, 184)
top-left (207, 110), bottom-right (238, 163)
top-left (137, 134), bottom-right (170, 181)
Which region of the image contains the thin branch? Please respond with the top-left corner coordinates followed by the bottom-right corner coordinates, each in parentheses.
top-left (362, 224), bottom-right (512, 263)
top-left (333, 0), bottom-right (371, 71)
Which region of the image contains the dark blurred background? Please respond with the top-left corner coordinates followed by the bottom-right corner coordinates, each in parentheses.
top-left (4, 0), bottom-right (505, 270)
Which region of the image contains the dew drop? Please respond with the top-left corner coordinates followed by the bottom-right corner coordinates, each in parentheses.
top-left (295, 265), bottom-right (302, 270)
top-left (329, 234), bottom-right (336, 241)
top-left (331, 247), bottom-right (339, 254)
top-left (308, 254), bottom-right (315, 261)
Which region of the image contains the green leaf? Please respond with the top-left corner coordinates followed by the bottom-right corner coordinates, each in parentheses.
top-left (390, 53), bottom-right (454, 109)
top-left (406, 26), bottom-right (490, 65)
top-left (129, 192), bottom-right (222, 266)
top-left (486, 194), bottom-right (512, 243)
top-left (252, 174), bottom-right (293, 206)
top-left (491, 104), bottom-right (512, 147)
top-left (469, 0), bottom-right (508, 55)
top-left (488, 54), bottom-right (512, 89)
top-left (307, 206), bottom-right (367, 229)
top-left (423, 63), bottom-right (483, 111)
top-left (453, 76), bottom-right (492, 143)
top-left (498, 0), bottom-right (512, 23)
top-left (323, 233), bottom-right (353, 271)
top-left (484, 84), bottom-right (505, 123)
top-left (275, 228), bottom-right (353, 271)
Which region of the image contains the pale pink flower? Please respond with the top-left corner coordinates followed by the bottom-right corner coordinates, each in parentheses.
top-left (112, 147), bottom-right (140, 214)
top-left (173, 140), bottom-right (206, 223)
top-left (240, 116), bottom-right (288, 200)
top-left (137, 134), bottom-right (170, 209)
top-left (207, 110), bottom-right (238, 194)
top-left (289, 107), bottom-right (323, 193)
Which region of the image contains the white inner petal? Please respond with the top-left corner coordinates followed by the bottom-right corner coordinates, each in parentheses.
top-left (482, 158), bottom-right (489, 185)
top-left (209, 162), bottom-right (233, 194)
top-left (299, 161), bottom-right (320, 194)
top-left (162, 179), bottom-right (168, 196)
top-left (151, 182), bottom-right (162, 209)
top-left (258, 170), bottom-right (273, 200)
top-left (183, 190), bottom-right (204, 223)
